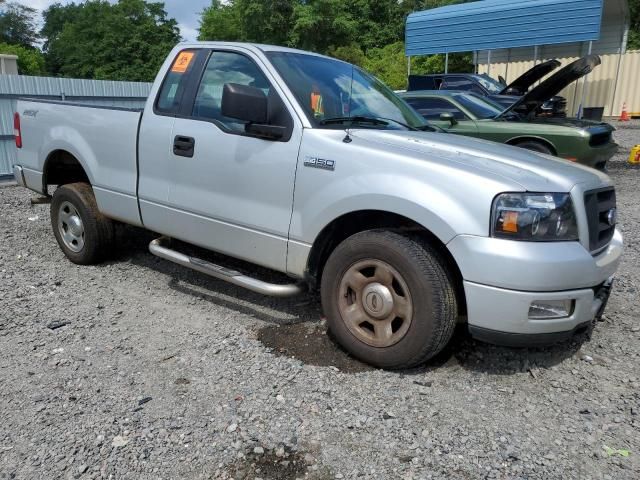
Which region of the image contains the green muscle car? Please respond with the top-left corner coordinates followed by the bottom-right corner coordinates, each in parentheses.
top-left (400, 56), bottom-right (617, 170)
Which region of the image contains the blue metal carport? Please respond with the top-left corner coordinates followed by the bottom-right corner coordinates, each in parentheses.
top-left (404, 0), bottom-right (605, 117)
top-left (406, 0), bottom-right (604, 56)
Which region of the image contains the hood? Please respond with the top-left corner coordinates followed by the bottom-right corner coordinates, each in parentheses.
top-left (499, 59), bottom-right (561, 95)
top-left (350, 129), bottom-right (608, 192)
top-left (500, 55), bottom-right (601, 117)
top-left (527, 117), bottom-right (615, 130)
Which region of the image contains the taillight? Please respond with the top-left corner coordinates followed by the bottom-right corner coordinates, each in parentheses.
top-left (14, 112), bottom-right (22, 149)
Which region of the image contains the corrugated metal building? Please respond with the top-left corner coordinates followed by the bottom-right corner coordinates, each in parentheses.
top-left (406, 0), bottom-right (634, 118)
top-left (0, 75), bottom-right (151, 177)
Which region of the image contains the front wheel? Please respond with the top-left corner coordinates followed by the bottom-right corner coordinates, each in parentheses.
top-left (514, 140), bottom-right (555, 156)
top-left (50, 182), bottom-right (114, 265)
top-left (320, 230), bottom-right (458, 369)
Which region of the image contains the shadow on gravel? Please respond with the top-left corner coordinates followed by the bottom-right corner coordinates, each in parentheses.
top-left (401, 324), bottom-right (590, 376)
top-left (256, 321), bottom-right (589, 376)
top-left (606, 162), bottom-right (640, 172)
top-left (108, 225), bottom-right (589, 375)
top-left (256, 321), bottom-right (374, 373)
top-left (107, 226), bottom-right (320, 324)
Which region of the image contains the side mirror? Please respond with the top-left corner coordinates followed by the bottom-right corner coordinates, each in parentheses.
top-left (439, 112), bottom-right (458, 126)
top-left (221, 83), bottom-right (285, 140)
top-left (222, 83), bottom-right (268, 123)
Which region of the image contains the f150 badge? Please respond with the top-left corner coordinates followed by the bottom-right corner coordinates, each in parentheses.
top-left (304, 156), bottom-right (335, 171)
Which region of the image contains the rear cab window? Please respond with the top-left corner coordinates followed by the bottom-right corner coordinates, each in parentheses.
top-left (155, 49), bottom-right (203, 115)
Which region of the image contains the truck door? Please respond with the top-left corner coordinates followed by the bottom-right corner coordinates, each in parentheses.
top-left (138, 48), bottom-right (207, 232)
top-left (164, 49), bottom-right (301, 272)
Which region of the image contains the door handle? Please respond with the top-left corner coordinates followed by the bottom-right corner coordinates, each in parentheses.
top-left (173, 135), bottom-right (195, 158)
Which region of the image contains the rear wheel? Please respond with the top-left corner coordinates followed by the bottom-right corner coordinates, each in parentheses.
top-left (320, 230), bottom-right (458, 369)
top-left (50, 182), bottom-right (114, 265)
top-left (514, 140), bottom-right (555, 156)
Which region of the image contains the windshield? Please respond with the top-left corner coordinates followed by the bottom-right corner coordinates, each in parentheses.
top-left (454, 93), bottom-right (503, 119)
top-left (475, 74), bottom-right (504, 94)
top-left (267, 52), bottom-right (430, 130)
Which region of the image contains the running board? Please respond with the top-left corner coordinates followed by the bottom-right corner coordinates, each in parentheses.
top-left (148, 237), bottom-right (304, 298)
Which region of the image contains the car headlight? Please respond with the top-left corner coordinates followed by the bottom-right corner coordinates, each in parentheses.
top-left (491, 193), bottom-right (578, 241)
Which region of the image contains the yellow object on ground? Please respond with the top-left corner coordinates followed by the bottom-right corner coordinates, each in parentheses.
top-left (630, 145), bottom-right (640, 164)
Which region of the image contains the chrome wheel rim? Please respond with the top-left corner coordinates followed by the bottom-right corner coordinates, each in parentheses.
top-left (338, 259), bottom-right (413, 347)
top-left (58, 201), bottom-right (85, 253)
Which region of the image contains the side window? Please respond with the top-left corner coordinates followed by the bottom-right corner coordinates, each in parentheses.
top-left (156, 50), bottom-right (198, 114)
top-left (443, 77), bottom-right (484, 95)
top-left (192, 51), bottom-right (271, 132)
top-left (406, 97), bottom-right (467, 121)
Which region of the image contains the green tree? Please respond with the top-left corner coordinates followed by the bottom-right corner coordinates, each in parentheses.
top-left (630, 0), bottom-right (640, 50)
top-left (198, 0), bottom-right (242, 41)
top-left (197, 0), bottom-right (476, 84)
top-left (289, 0), bottom-right (358, 52)
top-left (236, 0), bottom-right (295, 44)
top-left (41, 0), bottom-right (180, 81)
top-left (328, 43), bottom-right (367, 66)
top-left (0, 42), bottom-right (46, 75)
top-left (199, 0), bottom-right (295, 45)
top-left (40, 2), bottom-right (83, 75)
top-left (0, 1), bottom-right (39, 47)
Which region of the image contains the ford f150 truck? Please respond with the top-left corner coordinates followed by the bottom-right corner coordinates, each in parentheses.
top-left (13, 42), bottom-right (623, 369)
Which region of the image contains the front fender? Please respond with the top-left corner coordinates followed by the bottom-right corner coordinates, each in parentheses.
top-left (286, 172), bottom-right (492, 278)
top-left (290, 174), bottom-right (479, 246)
top-left (286, 129), bottom-right (521, 277)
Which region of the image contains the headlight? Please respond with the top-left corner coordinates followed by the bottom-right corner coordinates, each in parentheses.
top-left (491, 193), bottom-right (578, 241)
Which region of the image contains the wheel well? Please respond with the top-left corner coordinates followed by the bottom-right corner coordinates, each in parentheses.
top-left (305, 210), bottom-right (466, 314)
top-left (507, 136), bottom-right (557, 155)
top-left (43, 150), bottom-right (90, 193)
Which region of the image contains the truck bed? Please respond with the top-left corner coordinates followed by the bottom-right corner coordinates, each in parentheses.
top-left (16, 98), bottom-right (144, 225)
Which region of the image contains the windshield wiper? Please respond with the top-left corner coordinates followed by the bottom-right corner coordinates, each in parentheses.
top-left (319, 116), bottom-right (389, 127)
top-left (319, 115), bottom-right (429, 133)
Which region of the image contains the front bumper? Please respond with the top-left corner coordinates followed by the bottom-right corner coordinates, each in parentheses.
top-left (449, 230), bottom-right (622, 344)
top-left (465, 277), bottom-right (614, 345)
top-left (578, 141), bottom-right (618, 170)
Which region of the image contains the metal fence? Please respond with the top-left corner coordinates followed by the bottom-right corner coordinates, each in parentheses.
top-left (478, 50), bottom-right (640, 118)
top-left (0, 74), bottom-right (152, 177)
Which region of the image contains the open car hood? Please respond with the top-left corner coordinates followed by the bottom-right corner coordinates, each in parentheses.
top-left (499, 59), bottom-right (561, 95)
top-left (499, 55), bottom-right (601, 117)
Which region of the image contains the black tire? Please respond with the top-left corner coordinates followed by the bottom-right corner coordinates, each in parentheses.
top-left (50, 182), bottom-right (114, 265)
top-left (320, 230), bottom-right (458, 369)
top-left (514, 140), bottom-right (555, 156)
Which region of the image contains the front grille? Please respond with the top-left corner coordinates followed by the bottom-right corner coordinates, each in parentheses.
top-left (584, 187), bottom-right (616, 252)
top-left (589, 131), bottom-right (612, 147)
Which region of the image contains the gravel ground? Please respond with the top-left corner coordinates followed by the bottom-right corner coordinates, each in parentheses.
top-left (1, 122), bottom-right (639, 480)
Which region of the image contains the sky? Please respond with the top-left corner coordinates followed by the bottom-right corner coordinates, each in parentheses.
top-left (27, 0), bottom-right (212, 42)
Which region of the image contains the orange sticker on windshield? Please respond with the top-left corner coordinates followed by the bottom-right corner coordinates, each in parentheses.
top-left (171, 51), bottom-right (194, 73)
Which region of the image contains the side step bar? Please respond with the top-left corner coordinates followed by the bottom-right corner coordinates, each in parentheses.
top-left (149, 237), bottom-right (304, 298)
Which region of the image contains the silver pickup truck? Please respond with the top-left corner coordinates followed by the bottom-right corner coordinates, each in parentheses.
top-left (13, 42), bottom-right (623, 369)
